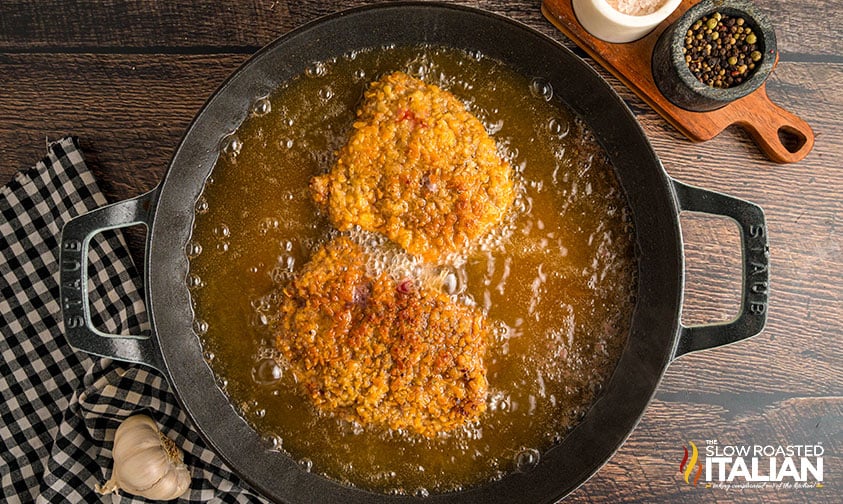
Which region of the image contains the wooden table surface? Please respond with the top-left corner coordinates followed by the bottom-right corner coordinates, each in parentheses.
top-left (1, 1), bottom-right (840, 502)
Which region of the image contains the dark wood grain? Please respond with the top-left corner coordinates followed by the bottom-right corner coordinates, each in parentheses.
top-left (0, 0), bottom-right (838, 59)
top-left (574, 397), bottom-right (842, 503)
top-left (0, 52), bottom-right (244, 188)
top-left (0, 1), bottom-right (533, 51)
top-left (0, 1), bottom-right (840, 502)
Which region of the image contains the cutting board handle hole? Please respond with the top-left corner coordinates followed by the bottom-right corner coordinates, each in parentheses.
top-left (777, 126), bottom-right (807, 154)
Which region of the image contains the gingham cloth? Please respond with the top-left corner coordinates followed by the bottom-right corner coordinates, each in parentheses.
top-left (0, 137), bottom-right (266, 503)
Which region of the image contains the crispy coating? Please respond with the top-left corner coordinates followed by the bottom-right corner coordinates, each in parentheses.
top-left (311, 72), bottom-right (515, 262)
top-left (275, 236), bottom-right (489, 437)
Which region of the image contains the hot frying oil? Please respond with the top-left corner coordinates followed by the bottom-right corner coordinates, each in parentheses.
top-left (188, 46), bottom-right (637, 494)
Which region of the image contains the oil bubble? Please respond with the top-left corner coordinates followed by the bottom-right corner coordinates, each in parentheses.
top-left (187, 274), bottom-right (204, 289)
top-left (515, 448), bottom-right (541, 472)
top-left (220, 134), bottom-right (242, 157)
top-left (270, 267), bottom-right (292, 285)
top-left (252, 312), bottom-right (269, 327)
top-left (193, 319), bottom-right (209, 335)
top-left (258, 217), bottom-right (281, 236)
top-left (353, 68), bottom-right (367, 81)
top-left (213, 224), bottom-right (230, 238)
top-left (529, 78), bottom-right (553, 101)
top-left (443, 272), bottom-right (457, 294)
top-left (186, 242), bottom-right (203, 258)
top-left (251, 97), bottom-right (271, 117)
top-left (275, 254), bottom-right (295, 272)
top-left (406, 60), bottom-right (431, 79)
top-left (485, 118), bottom-right (504, 135)
top-left (413, 487), bottom-right (430, 498)
top-left (216, 242), bottom-right (229, 253)
top-left (251, 296), bottom-right (270, 312)
top-left (318, 87), bottom-right (334, 101)
top-left (438, 266), bottom-right (467, 296)
top-left (195, 197), bottom-right (209, 214)
top-left (264, 434), bottom-right (283, 451)
top-left (547, 117), bottom-right (570, 138)
top-left (299, 458), bottom-right (313, 472)
top-left (203, 351), bottom-right (215, 363)
top-left (305, 61), bottom-right (328, 78)
top-left (351, 421), bottom-right (364, 435)
top-left (489, 391), bottom-right (510, 412)
top-left (252, 358), bottom-right (283, 386)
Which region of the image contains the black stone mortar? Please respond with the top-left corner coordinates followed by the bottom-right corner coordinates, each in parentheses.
top-left (652, 0), bottom-right (777, 112)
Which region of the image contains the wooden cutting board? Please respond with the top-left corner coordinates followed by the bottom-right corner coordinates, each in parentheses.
top-left (541, 0), bottom-right (814, 163)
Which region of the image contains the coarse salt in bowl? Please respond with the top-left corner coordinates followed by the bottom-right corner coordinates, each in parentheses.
top-left (572, 0), bottom-right (681, 43)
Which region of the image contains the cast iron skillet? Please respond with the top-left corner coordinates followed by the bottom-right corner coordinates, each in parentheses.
top-left (59, 3), bottom-right (769, 503)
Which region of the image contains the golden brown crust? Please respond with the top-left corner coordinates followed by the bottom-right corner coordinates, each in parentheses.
top-left (275, 236), bottom-right (489, 437)
top-left (310, 71), bottom-right (515, 262)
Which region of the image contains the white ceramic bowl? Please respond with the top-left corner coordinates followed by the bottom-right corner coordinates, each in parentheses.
top-left (572, 0), bottom-right (681, 43)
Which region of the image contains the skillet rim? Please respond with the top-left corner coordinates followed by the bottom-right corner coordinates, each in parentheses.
top-left (147, 2), bottom-right (684, 502)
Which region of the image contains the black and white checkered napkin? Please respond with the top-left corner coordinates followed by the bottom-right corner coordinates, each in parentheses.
top-left (1, 137), bottom-right (267, 503)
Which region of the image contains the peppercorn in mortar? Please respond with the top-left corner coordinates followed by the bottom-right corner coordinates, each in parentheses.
top-left (310, 71), bottom-right (516, 263)
top-left (683, 12), bottom-right (763, 88)
top-left (275, 236), bottom-right (490, 437)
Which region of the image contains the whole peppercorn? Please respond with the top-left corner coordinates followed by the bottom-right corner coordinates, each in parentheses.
top-left (683, 12), bottom-right (762, 88)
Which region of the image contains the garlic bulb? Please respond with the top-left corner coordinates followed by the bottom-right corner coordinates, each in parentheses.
top-left (96, 414), bottom-right (191, 500)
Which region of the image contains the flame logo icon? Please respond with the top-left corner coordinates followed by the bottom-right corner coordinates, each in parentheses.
top-left (679, 441), bottom-right (704, 486)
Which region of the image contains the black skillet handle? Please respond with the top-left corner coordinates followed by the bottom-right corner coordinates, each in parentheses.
top-left (59, 189), bottom-right (164, 372)
top-left (671, 180), bottom-right (770, 360)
